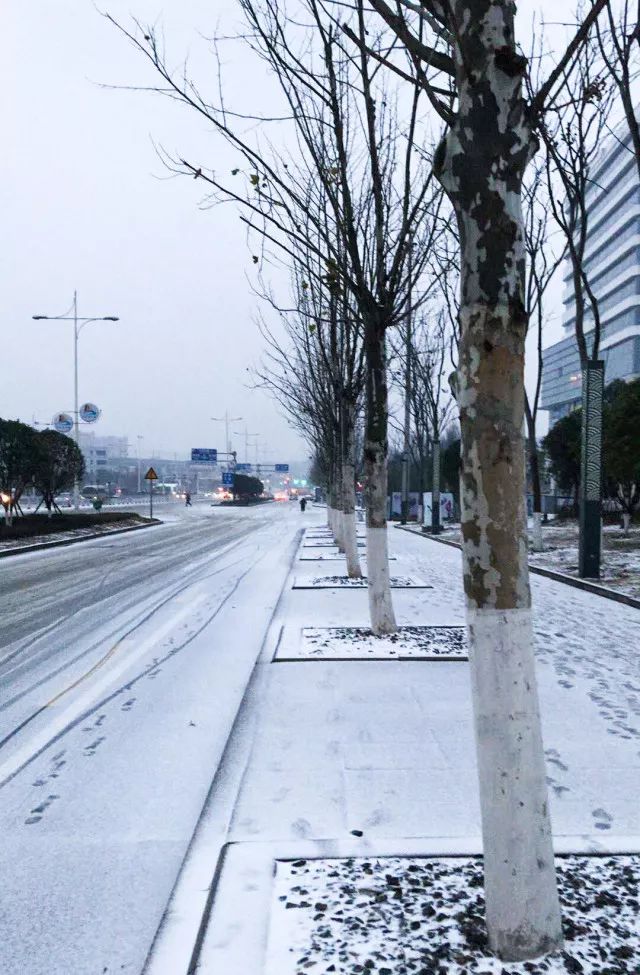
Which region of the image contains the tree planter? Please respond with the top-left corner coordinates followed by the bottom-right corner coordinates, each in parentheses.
top-left (266, 854), bottom-right (640, 975)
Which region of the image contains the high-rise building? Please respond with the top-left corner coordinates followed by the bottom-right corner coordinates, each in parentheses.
top-left (540, 120), bottom-right (640, 425)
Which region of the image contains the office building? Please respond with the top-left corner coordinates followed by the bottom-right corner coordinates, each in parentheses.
top-left (78, 432), bottom-right (129, 479)
top-left (540, 119), bottom-right (640, 425)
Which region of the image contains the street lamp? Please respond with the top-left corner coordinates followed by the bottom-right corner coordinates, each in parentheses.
top-left (233, 426), bottom-right (259, 464)
top-left (33, 291), bottom-right (119, 511)
top-left (211, 412), bottom-right (242, 465)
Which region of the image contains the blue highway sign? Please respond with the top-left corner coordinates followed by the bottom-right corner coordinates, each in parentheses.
top-left (275, 463), bottom-right (289, 472)
top-left (222, 471), bottom-right (235, 486)
top-left (191, 448), bottom-right (218, 464)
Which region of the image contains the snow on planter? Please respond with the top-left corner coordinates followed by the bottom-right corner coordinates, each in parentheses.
top-left (292, 575), bottom-right (430, 589)
top-left (274, 625), bottom-right (467, 660)
top-left (299, 554), bottom-right (396, 561)
top-left (302, 541), bottom-right (367, 548)
top-left (266, 854), bottom-right (640, 975)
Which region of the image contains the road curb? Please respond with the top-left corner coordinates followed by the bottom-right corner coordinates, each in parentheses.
top-left (395, 524), bottom-right (640, 611)
top-left (0, 518), bottom-right (161, 559)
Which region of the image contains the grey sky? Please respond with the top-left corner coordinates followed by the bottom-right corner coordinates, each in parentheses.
top-left (2, 1), bottom-right (586, 458)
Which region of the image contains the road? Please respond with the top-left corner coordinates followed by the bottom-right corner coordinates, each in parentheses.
top-left (0, 501), bottom-right (299, 975)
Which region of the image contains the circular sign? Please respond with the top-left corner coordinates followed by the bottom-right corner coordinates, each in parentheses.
top-left (53, 412), bottom-right (74, 434)
top-left (80, 402), bottom-right (100, 423)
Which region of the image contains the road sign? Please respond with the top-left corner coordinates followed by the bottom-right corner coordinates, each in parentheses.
top-left (144, 467), bottom-right (158, 519)
top-left (236, 463), bottom-right (252, 472)
top-left (222, 471), bottom-right (234, 486)
top-left (53, 412), bottom-right (74, 434)
top-left (79, 402), bottom-right (100, 423)
top-left (275, 463), bottom-right (289, 472)
top-left (191, 448), bottom-right (218, 464)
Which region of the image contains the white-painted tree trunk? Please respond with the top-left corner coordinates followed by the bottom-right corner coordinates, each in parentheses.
top-left (328, 501), bottom-right (337, 538)
top-left (366, 524), bottom-right (395, 632)
top-left (364, 323), bottom-right (397, 635)
top-left (532, 511), bottom-right (543, 552)
top-left (467, 607), bottom-right (561, 959)
top-left (454, 304), bottom-right (563, 961)
top-left (432, 0), bottom-right (563, 958)
top-left (341, 410), bottom-right (363, 578)
top-left (335, 507), bottom-right (346, 552)
top-left (343, 508), bottom-right (362, 578)
top-left (622, 512), bottom-right (631, 535)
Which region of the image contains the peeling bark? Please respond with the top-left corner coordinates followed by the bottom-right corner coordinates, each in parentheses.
top-left (433, 0), bottom-right (562, 959)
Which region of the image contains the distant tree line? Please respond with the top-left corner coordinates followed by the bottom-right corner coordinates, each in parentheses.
top-left (0, 418), bottom-right (85, 524)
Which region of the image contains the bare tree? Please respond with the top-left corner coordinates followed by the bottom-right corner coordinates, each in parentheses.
top-left (351, 0), bottom-right (609, 958)
top-left (109, 0), bottom-right (444, 634)
top-left (392, 310), bottom-right (456, 528)
top-left (535, 19), bottom-right (614, 578)
top-left (596, 1), bottom-right (640, 181)
top-left (522, 157), bottom-right (567, 551)
top-left (256, 213), bottom-right (366, 576)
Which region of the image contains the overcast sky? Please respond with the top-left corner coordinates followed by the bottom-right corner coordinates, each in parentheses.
top-left (2, 1), bottom-right (582, 460)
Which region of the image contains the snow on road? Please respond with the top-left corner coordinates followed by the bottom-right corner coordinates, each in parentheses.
top-left (0, 503), bottom-right (301, 975)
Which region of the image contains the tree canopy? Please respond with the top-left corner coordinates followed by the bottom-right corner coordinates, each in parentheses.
top-left (543, 379), bottom-right (640, 514)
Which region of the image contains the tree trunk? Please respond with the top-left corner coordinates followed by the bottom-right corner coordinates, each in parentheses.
top-left (525, 398), bottom-right (544, 552)
top-left (435, 2), bottom-right (562, 959)
top-left (364, 314), bottom-right (397, 635)
top-left (342, 402), bottom-right (363, 578)
top-left (336, 474), bottom-right (346, 553)
top-left (431, 438), bottom-right (441, 533)
top-left (622, 511), bottom-right (631, 535)
top-left (457, 306), bottom-right (561, 961)
top-left (327, 486), bottom-right (335, 535)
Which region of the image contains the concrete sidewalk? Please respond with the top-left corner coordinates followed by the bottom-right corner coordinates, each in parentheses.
top-left (184, 509), bottom-right (640, 972)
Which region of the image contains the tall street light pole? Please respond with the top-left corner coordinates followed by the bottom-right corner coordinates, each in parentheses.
top-left (33, 291), bottom-right (119, 511)
top-left (234, 426), bottom-right (259, 464)
top-left (211, 412), bottom-right (242, 467)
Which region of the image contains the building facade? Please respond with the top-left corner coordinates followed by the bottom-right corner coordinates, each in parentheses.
top-left (540, 122), bottom-right (640, 425)
top-left (78, 432), bottom-right (129, 480)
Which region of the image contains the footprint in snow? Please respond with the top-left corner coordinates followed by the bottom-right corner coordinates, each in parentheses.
top-left (84, 736), bottom-right (106, 757)
top-left (24, 793), bottom-right (60, 825)
top-left (592, 807), bottom-right (613, 830)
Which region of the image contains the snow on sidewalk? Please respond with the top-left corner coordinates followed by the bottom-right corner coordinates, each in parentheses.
top-left (225, 521), bottom-right (640, 844)
top-left (196, 512), bottom-right (640, 973)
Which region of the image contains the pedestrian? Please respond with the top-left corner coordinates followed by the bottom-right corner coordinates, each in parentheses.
top-left (299, 497), bottom-right (307, 512)
top-left (185, 491), bottom-right (192, 507)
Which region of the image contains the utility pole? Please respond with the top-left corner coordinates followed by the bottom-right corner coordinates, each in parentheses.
top-left (400, 239), bottom-right (413, 525)
top-left (211, 412), bottom-right (242, 467)
top-left (234, 425), bottom-right (260, 465)
top-left (33, 292), bottom-right (119, 511)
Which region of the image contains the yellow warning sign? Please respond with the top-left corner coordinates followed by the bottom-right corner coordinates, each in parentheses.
top-left (144, 467), bottom-right (158, 480)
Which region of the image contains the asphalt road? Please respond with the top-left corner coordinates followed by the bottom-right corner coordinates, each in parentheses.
top-left (0, 501), bottom-right (265, 653)
top-left (0, 500), bottom-right (299, 975)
